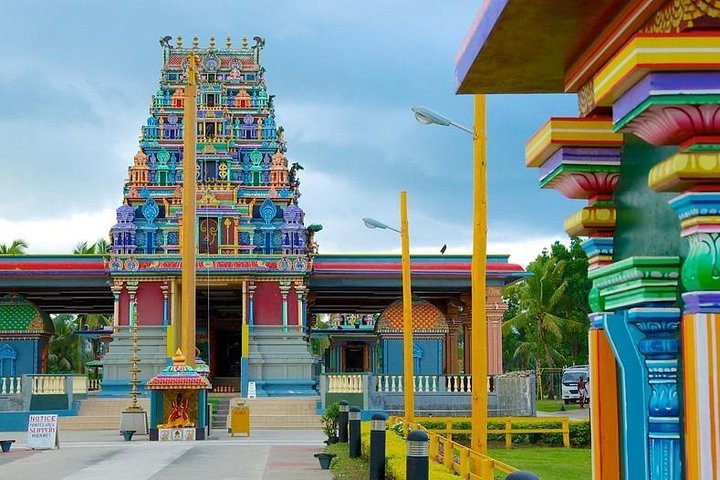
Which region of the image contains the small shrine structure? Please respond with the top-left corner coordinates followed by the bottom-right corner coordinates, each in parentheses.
top-left (146, 349), bottom-right (211, 441)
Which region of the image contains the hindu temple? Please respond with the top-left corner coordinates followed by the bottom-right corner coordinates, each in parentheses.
top-left (0, 36), bottom-right (527, 432)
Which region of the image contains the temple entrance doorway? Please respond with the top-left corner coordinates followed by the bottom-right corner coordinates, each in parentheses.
top-left (344, 344), bottom-right (366, 372)
top-left (196, 286), bottom-right (243, 391)
top-left (216, 331), bottom-right (242, 377)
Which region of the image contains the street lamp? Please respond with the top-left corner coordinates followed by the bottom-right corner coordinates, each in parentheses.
top-left (363, 192), bottom-right (414, 434)
top-left (412, 98), bottom-right (488, 454)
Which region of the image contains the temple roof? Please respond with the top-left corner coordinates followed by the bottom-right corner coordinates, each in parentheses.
top-left (0, 294), bottom-right (54, 334)
top-left (146, 349), bottom-right (212, 390)
top-left (375, 297), bottom-right (448, 334)
top-left (455, 0), bottom-right (638, 94)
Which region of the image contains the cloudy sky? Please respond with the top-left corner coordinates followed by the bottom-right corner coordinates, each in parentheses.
top-left (0, 1), bottom-right (578, 266)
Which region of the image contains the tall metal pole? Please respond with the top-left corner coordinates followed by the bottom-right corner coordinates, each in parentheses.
top-left (400, 191), bottom-right (414, 434)
top-left (181, 54), bottom-right (198, 367)
top-left (471, 94), bottom-right (488, 453)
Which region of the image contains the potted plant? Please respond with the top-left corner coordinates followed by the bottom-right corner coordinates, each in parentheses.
top-left (314, 452), bottom-right (337, 470)
top-left (321, 402), bottom-right (340, 444)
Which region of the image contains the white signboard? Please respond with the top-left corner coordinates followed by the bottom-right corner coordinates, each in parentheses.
top-left (27, 414), bottom-right (59, 450)
top-left (247, 381), bottom-right (256, 399)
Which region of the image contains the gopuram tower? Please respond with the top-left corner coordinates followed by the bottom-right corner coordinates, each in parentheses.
top-left (102, 36), bottom-right (317, 397)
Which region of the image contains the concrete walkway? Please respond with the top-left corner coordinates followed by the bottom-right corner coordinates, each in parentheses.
top-left (537, 407), bottom-right (590, 421)
top-left (0, 429), bottom-right (334, 480)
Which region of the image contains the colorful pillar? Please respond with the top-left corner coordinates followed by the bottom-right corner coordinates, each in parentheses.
top-left (279, 280), bottom-right (291, 330)
top-left (294, 281), bottom-right (306, 328)
top-left (126, 281), bottom-right (139, 327)
top-left (247, 281), bottom-right (256, 329)
top-left (526, 117), bottom-right (624, 478)
top-left (589, 32), bottom-right (720, 478)
top-left (111, 282), bottom-right (123, 330)
top-left (241, 280), bottom-right (249, 397)
top-left (161, 283), bottom-right (169, 326)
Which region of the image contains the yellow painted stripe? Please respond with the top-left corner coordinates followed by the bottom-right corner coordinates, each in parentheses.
top-left (707, 314), bottom-right (717, 476)
top-left (713, 314), bottom-right (720, 476)
top-left (166, 324), bottom-right (175, 358)
top-left (525, 118), bottom-right (621, 167)
top-left (681, 216), bottom-right (720, 229)
top-left (594, 35), bottom-right (720, 106)
top-left (683, 315), bottom-right (699, 480)
top-left (599, 330), bottom-right (620, 479)
top-left (589, 330), bottom-right (600, 480)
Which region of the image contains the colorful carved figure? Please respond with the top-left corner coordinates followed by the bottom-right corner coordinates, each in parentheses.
top-left (160, 392), bottom-right (193, 428)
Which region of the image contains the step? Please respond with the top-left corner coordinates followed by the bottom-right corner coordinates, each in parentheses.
top-left (78, 398), bottom-right (150, 416)
top-left (59, 415), bottom-right (121, 430)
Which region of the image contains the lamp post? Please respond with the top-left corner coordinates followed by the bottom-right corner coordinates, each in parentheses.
top-left (412, 96), bottom-right (488, 454)
top-left (363, 191), bottom-right (414, 434)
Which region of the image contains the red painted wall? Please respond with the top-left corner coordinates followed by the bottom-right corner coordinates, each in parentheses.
top-left (137, 282), bottom-right (164, 326)
top-left (119, 290), bottom-right (129, 326)
top-left (254, 282), bottom-right (281, 325)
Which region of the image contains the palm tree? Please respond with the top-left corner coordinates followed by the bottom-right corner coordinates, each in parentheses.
top-left (48, 314), bottom-right (85, 373)
top-left (94, 238), bottom-right (111, 254)
top-left (0, 239), bottom-right (28, 254)
top-left (73, 241), bottom-right (95, 254)
top-left (73, 238), bottom-right (110, 254)
top-left (503, 257), bottom-right (583, 397)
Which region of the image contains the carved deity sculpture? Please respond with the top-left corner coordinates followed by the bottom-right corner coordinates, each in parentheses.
top-left (160, 392), bottom-right (194, 428)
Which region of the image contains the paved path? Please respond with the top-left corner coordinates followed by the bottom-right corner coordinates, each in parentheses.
top-left (537, 408), bottom-right (590, 421)
top-left (0, 429), bottom-right (333, 480)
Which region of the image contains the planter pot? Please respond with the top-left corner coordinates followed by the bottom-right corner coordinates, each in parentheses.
top-left (121, 430), bottom-right (135, 442)
top-left (324, 436), bottom-right (339, 445)
top-left (0, 440), bottom-right (15, 453)
top-left (314, 452), bottom-right (337, 470)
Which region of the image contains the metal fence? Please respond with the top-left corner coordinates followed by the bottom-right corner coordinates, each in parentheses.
top-left (537, 368), bottom-right (563, 400)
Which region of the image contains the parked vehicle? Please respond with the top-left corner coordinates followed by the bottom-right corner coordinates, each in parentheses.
top-left (561, 365), bottom-right (590, 404)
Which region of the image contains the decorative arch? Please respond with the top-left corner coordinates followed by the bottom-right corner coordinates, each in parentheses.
top-left (0, 343), bottom-right (17, 376)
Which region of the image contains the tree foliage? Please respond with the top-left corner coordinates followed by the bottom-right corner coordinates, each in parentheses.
top-left (73, 239), bottom-right (110, 254)
top-left (48, 314), bottom-right (86, 374)
top-left (502, 238), bottom-right (591, 372)
top-left (0, 239), bottom-right (28, 254)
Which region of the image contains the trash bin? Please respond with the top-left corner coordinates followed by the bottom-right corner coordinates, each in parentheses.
top-left (230, 401), bottom-right (250, 437)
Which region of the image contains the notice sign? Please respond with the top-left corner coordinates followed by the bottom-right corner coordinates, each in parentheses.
top-left (27, 414), bottom-right (59, 450)
top-left (247, 381), bottom-right (256, 399)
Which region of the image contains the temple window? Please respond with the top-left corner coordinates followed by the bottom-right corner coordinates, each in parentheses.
top-left (199, 218), bottom-right (219, 254)
top-left (206, 94), bottom-right (216, 107)
top-left (0, 344), bottom-right (17, 376)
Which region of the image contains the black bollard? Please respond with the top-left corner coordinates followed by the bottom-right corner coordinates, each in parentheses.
top-left (406, 429), bottom-right (429, 480)
top-left (369, 413), bottom-right (387, 480)
top-left (339, 400), bottom-right (349, 443)
top-left (507, 472), bottom-right (540, 480)
top-left (349, 406), bottom-right (361, 458)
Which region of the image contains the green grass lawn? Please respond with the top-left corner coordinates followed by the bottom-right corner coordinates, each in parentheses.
top-left (325, 443), bottom-right (369, 480)
top-left (326, 441), bottom-right (590, 480)
top-left (490, 447), bottom-right (591, 480)
top-left (536, 399), bottom-right (580, 412)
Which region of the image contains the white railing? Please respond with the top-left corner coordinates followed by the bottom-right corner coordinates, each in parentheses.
top-left (0, 376), bottom-right (21, 395)
top-left (374, 374), bottom-right (475, 394)
top-left (327, 374), bottom-right (364, 393)
top-left (88, 378), bottom-right (101, 391)
top-left (72, 375), bottom-right (88, 395)
top-left (29, 375), bottom-right (67, 395)
top-left (445, 374), bottom-right (473, 393)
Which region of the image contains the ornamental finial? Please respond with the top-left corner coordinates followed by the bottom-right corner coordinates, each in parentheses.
top-left (226, 36), bottom-right (232, 48)
top-left (172, 348), bottom-right (187, 366)
top-left (192, 36), bottom-right (199, 49)
top-left (209, 35), bottom-right (216, 49)
top-left (177, 35), bottom-right (183, 48)
top-left (242, 36), bottom-right (248, 49)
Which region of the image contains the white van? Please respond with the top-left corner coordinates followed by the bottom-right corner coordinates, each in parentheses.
top-left (561, 366), bottom-right (590, 404)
